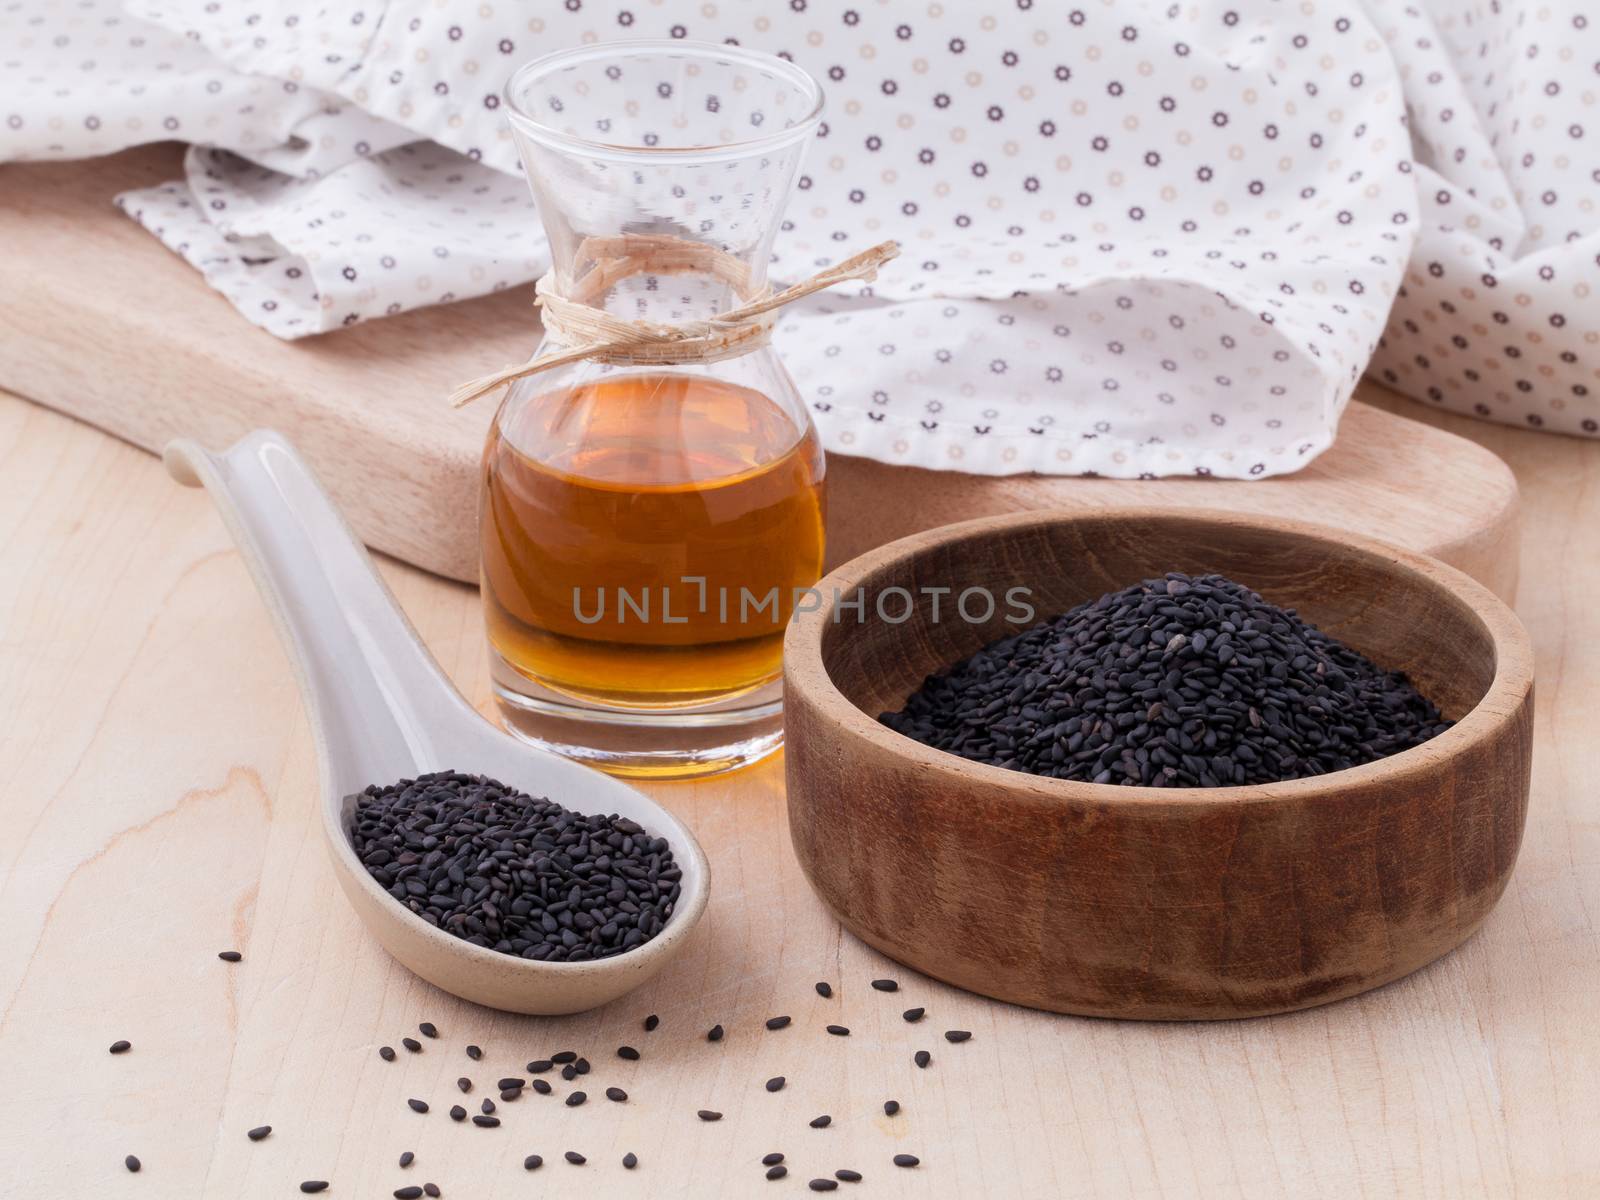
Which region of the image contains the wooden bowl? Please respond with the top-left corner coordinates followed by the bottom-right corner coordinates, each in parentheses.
top-left (782, 509), bottom-right (1533, 1020)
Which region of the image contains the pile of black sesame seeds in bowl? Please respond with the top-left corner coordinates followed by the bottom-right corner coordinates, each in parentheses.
top-left (881, 572), bottom-right (1453, 787)
top-left (349, 772), bottom-right (682, 962)
top-left (107, 966), bottom-right (970, 1193)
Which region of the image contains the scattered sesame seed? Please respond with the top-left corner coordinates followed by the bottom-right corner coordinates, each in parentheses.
top-left (944, 1030), bottom-right (972, 1043)
top-left (379, 1046), bottom-right (396, 1061)
top-left (644, 1014), bottom-right (660, 1032)
top-left (870, 979), bottom-right (898, 992)
top-left (762, 1153), bottom-right (785, 1166)
top-left (617, 1045), bottom-right (640, 1061)
top-left (401, 1038), bottom-right (422, 1053)
top-left (767, 1165), bottom-right (789, 1180)
top-left (472, 1115), bottom-right (500, 1128)
top-left (407, 1099), bottom-right (429, 1114)
top-left (698, 1110), bottom-right (723, 1122)
top-left (523, 1155), bottom-right (543, 1171)
top-left (606, 1087), bottom-right (627, 1102)
top-left (217, 951), bottom-right (242, 963)
top-left (623, 1152), bottom-right (638, 1170)
top-left (836, 1168), bottom-right (863, 1182)
top-left (564, 1151), bottom-right (586, 1165)
top-left (815, 982), bottom-right (833, 998)
top-left (826, 1025), bottom-right (850, 1036)
top-left (125, 1156), bottom-right (141, 1173)
top-left (246, 1126), bottom-right (271, 1141)
top-left (465, 1045), bottom-right (482, 1060)
top-left (893, 1154), bottom-right (920, 1168)
top-left (884, 1100), bottom-right (901, 1116)
top-left (109, 1040), bottom-right (131, 1055)
top-left (914, 1050), bottom-right (931, 1068)
top-left (902, 1008), bottom-right (925, 1023)
top-left (766, 1077), bottom-right (785, 1093)
top-left (810, 1114), bottom-right (832, 1129)
top-left (565, 1092), bottom-right (587, 1108)
top-left (707, 1024), bottom-right (724, 1042)
top-left (765, 1016), bottom-right (792, 1031)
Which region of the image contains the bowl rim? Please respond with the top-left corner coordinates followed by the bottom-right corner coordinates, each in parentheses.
top-left (784, 506), bottom-right (1533, 807)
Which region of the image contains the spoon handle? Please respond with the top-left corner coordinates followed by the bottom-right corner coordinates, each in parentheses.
top-left (165, 430), bottom-right (474, 789)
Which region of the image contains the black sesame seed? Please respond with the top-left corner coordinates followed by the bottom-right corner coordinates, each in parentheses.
top-left (914, 1050), bottom-right (931, 1068)
top-left (407, 1098), bottom-right (429, 1114)
top-left (246, 1125), bottom-right (271, 1141)
top-left (423, 1187), bottom-right (440, 1199)
top-left (606, 1087), bottom-right (627, 1102)
top-left (125, 1155), bottom-right (141, 1173)
top-left (523, 1155), bottom-right (543, 1171)
top-left (893, 1154), bottom-right (920, 1167)
top-left (472, 1115), bottom-right (500, 1128)
top-left (767, 1165), bottom-right (789, 1180)
top-left (531, 1079), bottom-right (553, 1095)
top-left (527, 1060), bottom-right (552, 1074)
top-left (870, 979), bottom-right (898, 992)
top-left (766, 1076), bottom-right (785, 1093)
top-left (349, 774), bottom-right (680, 963)
top-left (762, 1153), bottom-right (786, 1166)
top-left (564, 1151), bottom-right (586, 1165)
top-left (765, 1016), bottom-right (791, 1030)
top-left (465, 1045), bottom-right (482, 1060)
top-left (884, 1100), bottom-right (900, 1116)
top-left (836, 1169), bottom-right (863, 1182)
top-left (623, 1153), bottom-right (638, 1170)
top-left (902, 1008), bottom-right (924, 1022)
top-left (707, 1024), bottom-right (724, 1042)
top-left (815, 981), bottom-right (833, 998)
top-left (456, 1077), bottom-right (472, 1094)
top-left (617, 1045), bottom-right (640, 1061)
top-left (402, 1038), bottom-right (422, 1053)
top-left (561, 1064), bottom-right (578, 1081)
top-left (480, 1099), bottom-right (495, 1115)
top-left (881, 572), bottom-right (1452, 786)
top-left (449, 1106), bottom-right (467, 1122)
top-left (810, 1114), bottom-right (832, 1128)
top-left (698, 1110), bottom-right (723, 1122)
top-left (399, 1152), bottom-right (414, 1168)
top-left (944, 1030), bottom-right (972, 1043)
top-left (109, 1040), bottom-right (131, 1054)
top-left (550, 1050), bottom-right (577, 1064)
top-left (379, 1046), bottom-right (396, 1061)
top-left (499, 1088), bottom-right (521, 1102)
top-left (418, 1023), bottom-right (438, 1039)
top-left (299, 1184), bottom-right (327, 1194)
top-left (394, 1188), bottom-right (423, 1199)
top-left (826, 1024), bottom-right (850, 1036)
top-left (565, 1091), bottom-right (587, 1107)
top-left (809, 1180), bottom-right (838, 1192)
top-left (644, 1014), bottom-right (660, 1031)
top-left (497, 1078), bottom-right (524, 1091)
top-left (575, 1057), bottom-right (590, 1075)
top-left (218, 950), bottom-right (242, 962)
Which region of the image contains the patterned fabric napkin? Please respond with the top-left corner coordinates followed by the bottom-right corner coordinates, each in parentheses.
top-left (3, 0), bottom-right (1595, 476)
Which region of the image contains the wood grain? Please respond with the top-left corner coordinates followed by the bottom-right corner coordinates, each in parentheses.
top-left (1, 388), bottom-right (1597, 1197)
top-left (784, 509), bottom-right (1534, 1019)
top-left (0, 144), bottom-right (1521, 600)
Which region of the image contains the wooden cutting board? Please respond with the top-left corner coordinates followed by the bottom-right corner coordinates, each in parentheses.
top-left (0, 143), bottom-right (1521, 599)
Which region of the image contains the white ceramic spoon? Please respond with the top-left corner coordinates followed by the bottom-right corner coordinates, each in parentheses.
top-left (164, 430), bottom-right (710, 1014)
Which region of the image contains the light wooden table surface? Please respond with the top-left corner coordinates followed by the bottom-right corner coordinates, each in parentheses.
top-left (1, 386), bottom-right (1595, 1199)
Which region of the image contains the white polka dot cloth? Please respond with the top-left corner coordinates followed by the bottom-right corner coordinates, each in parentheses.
top-left (3, 0), bottom-right (1596, 476)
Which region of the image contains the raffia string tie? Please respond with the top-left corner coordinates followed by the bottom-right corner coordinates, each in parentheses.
top-left (449, 235), bottom-right (900, 408)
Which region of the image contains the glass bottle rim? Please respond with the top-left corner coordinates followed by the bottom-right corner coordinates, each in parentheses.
top-left (503, 39), bottom-right (825, 164)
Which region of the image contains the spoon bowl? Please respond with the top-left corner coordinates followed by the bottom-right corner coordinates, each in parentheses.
top-left (165, 430), bottom-right (709, 1014)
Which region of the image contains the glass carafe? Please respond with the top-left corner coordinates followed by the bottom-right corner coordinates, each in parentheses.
top-left (482, 41), bottom-right (827, 779)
